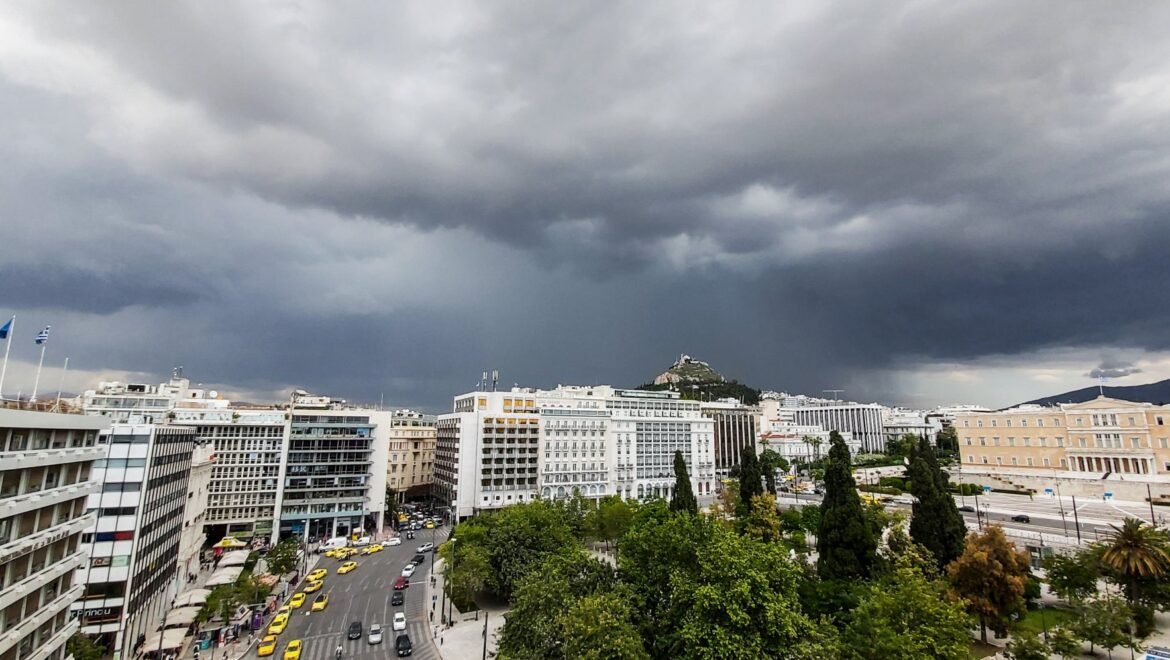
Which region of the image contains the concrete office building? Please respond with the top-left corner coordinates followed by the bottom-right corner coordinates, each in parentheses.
top-left (956, 396), bottom-right (1170, 500)
top-left (701, 400), bottom-right (759, 478)
top-left (766, 392), bottom-right (887, 453)
top-left (758, 398), bottom-right (860, 462)
top-left (71, 423), bottom-right (197, 660)
top-left (177, 441), bottom-right (214, 589)
top-left (278, 392), bottom-right (384, 541)
top-left (382, 410), bottom-right (436, 502)
top-left (0, 408), bottom-right (107, 660)
top-left (882, 408), bottom-right (943, 446)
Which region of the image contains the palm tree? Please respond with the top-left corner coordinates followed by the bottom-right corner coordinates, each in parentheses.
top-left (1099, 517), bottom-right (1170, 605)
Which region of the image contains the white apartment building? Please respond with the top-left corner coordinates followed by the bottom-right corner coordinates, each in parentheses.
top-left (765, 392), bottom-right (887, 453)
top-left (882, 408), bottom-right (943, 446)
top-left (434, 386), bottom-right (717, 519)
top-left (435, 391), bottom-right (541, 520)
top-left (178, 442), bottom-right (214, 588)
top-left (381, 410), bottom-right (436, 502)
top-left (0, 408), bottom-right (107, 660)
top-left (758, 398), bottom-right (861, 462)
top-left (72, 423), bottom-right (197, 660)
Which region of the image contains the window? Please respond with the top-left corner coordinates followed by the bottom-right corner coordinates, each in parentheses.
top-left (1043, 458), bottom-right (1050, 467)
top-left (1026, 458), bottom-right (1034, 466)
top-left (1160, 438), bottom-right (1169, 449)
top-left (1132, 438), bottom-right (1142, 449)
top-left (1021, 419), bottom-right (1027, 427)
top-left (1011, 457), bottom-right (1018, 465)
top-left (1158, 416), bottom-right (1165, 426)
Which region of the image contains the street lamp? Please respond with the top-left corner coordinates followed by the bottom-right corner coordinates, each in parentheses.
top-left (443, 538), bottom-right (456, 625)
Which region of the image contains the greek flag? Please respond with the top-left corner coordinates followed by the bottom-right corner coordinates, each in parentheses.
top-left (35, 325), bottom-right (50, 345)
top-left (0, 317), bottom-right (11, 340)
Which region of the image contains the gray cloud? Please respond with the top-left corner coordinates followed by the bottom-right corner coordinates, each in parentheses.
top-left (1, 1), bottom-right (1169, 408)
top-left (1087, 358), bottom-right (1144, 381)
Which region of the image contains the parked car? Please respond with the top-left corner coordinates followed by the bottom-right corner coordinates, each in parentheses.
top-left (348, 621), bottom-right (363, 640)
top-left (396, 634), bottom-right (413, 657)
top-left (393, 612), bottom-right (407, 631)
top-left (1010, 514), bottom-right (1031, 523)
top-left (958, 505), bottom-right (975, 513)
top-left (391, 591), bottom-right (404, 606)
top-left (368, 623), bottom-right (383, 645)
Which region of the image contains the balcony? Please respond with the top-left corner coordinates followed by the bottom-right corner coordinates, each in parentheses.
top-left (0, 512), bottom-right (94, 566)
top-left (0, 583), bottom-right (85, 657)
top-left (2, 480), bottom-right (101, 519)
top-left (28, 615), bottom-right (79, 660)
top-left (0, 445), bottom-right (108, 469)
top-left (0, 549), bottom-right (86, 613)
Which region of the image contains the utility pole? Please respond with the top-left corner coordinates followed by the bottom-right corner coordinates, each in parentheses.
top-left (1071, 495), bottom-right (1082, 543)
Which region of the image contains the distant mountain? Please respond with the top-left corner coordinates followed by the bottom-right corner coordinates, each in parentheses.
top-left (637, 354), bottom-right (760, 405)
top-left (1019, 378), bottom-right (1170, 408)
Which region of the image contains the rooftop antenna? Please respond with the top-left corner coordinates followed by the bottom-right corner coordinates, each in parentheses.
top-left (823, 389), bottom-right (844, 402)
top-left (492, 370), bottom-right (499, 392)
top-left (481, 371), bottom-right (488, 391)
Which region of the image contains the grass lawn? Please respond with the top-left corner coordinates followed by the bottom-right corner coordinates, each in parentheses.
top-left (1011, 607), bottom-right (1075, 637)
top-left (969, 641), bottom-right (1001, 659)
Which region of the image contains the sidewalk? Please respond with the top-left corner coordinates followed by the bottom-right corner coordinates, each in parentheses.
top-left (426, 557), bottom-right (506, 660)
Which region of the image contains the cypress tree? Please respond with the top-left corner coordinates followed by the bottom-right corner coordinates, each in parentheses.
top-left (817, 431), bottom-right (876, 580)
top-left (907, 436), bottom-right (967, 569)
top-left (669, 450), bottom-right (698, 515)
top-left (738, 444), bottom-right (763, 516)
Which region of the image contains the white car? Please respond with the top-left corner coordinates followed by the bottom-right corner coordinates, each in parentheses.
top-left (401, 564), bottom-right (416, 578)
top-left (368, 623), bottom-right (384, 645)
top-left (393, 613), bottom-right (406, 631)
top-left (415, 543), bottom-right (434, 553)
top-left (386, 537), bottom-right (402, 546)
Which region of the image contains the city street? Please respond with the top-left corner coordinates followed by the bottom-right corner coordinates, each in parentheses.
top-left (246, 525), bottom-right (450, 660)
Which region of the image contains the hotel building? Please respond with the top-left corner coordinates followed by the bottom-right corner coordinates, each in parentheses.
top-left (382, 410), bottom-right (436, 502)
top-left (956, 396), bottom-right (1170, 499)
top-left (701, 400), bottom-right (759, 478)
top-left (0, 408), bottom-right (106, 660)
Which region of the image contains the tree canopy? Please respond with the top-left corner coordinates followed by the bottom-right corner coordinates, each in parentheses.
top-left (669, 450), bottom-right (698, 515)
top-left (738, 444), bottom-right (763, 514)
top-left (906, 437), bottom-right (966, 569)
top-left (947, 525), bottom-right (1030, 642)
top-left (842, 564), bottom-right (972, 660)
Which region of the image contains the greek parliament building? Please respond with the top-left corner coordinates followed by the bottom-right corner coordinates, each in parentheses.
top-left (956, 396), bottom-right (1170, 500)
top-left (0, 408), bottom-right (107, 660)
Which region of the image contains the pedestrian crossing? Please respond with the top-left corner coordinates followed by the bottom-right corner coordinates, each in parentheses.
top-left (292, 621), bottom-right (440, 659)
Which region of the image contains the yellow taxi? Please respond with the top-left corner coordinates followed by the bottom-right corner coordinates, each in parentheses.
top-left (303, 579), bottom-right (324, 593)
top-left (268, 613), bottom-right (289, 635)
top-left (276, 605), bottom-right (291, 617)
top-left (337, 561), bottom-right (358, 574)
top-left (339, 547), bottom-right (359, 559)
top-left (361, 544), bottom-right (383, 555)
top-left (257, 635), bottom-right (278, 657)
top-left (311, 593), bottom-right (329, 612)
top-left (283, 639), bottom-right (302, 660)
top-left (289, 592), bottom-right (306, 609)
top-left (425, 520), bottom-right (435, 529)
top-left (323, 548), bottom-right (340, 558)
top-left (306, 568), bottom-right (328, 582)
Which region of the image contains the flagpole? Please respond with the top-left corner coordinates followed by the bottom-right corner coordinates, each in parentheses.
top-left (0, 315), bottom-right (13, 401)
top-left (55, 357), bottom-right (69, 411)
top-left (30, 343), bottom-right (47, 404)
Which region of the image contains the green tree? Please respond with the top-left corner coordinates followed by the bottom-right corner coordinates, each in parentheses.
top-left (800, 504), bottom-right (821, 534)
top-left (559, 489), bottom-right (596, 541)
top-left (745, 493), bottom-right (782, 543)
top-left (265, 539), bottom-right (300, 576)
top-left (596, 495), bottom-right (635, 556)
top-left (886, 433), bottom-right (918, 458)
top-left (906, 437), bottom-right (966, 569)
top-left (384, 487), bottom-right (399, 525)
top-left (759, 448), bottom-right (787, 494)
top-left (669, 450), bottom-right (698, 515)
top-left (1044, 550), bottom-right (1099, 605)
top-left (1074, 596), bottom-right (1135, 658)
top-left (562, 592), bottom-right (650, 660)
top-left (1098, 517), bottom-right (1170, 608)
top-left (1004, 632), bottom-right (1049, 660)
top-left (497, 550), bottom-right (620, 660)
top-left (738, 444), bottom-right (763, 515)
top-left (936, 425), bottom-right (959, 453)
top-left (66, 634), bottom-right (104, 660)
top-left (801, 435), bottom-right (824, 463)
top-left (817, 431), bottom-right (876, 580)
top-left (842, 565), bottom-right (972, 660)
top-left (485, 499), bottom-right (577, 600)
top-left (947, 525), bottom-right (1030, 643)
top-left (1047, 626), bottom-right (1082, 659)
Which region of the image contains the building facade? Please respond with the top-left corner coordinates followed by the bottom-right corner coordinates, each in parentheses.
top-left (882, 408), bottom-right (943, 447)
top-left (758, 397), bottom-right (860, 462)
top-left (381, 410), bottom-right (436, 502)
top-left (766, 393), bottom-right (887, 453)
top-left (72, 423), bottom-right (197, 660)
top-left (278, 393), bottom-right (382, 541)
top-left (955, 396), bottom-right (1170, 499)
top-left (0, 409), bottom-right (106, 660)
top-left (177, 441), bottom-right (214, 590)
top-left (701, 400), bottom-right (759, 478)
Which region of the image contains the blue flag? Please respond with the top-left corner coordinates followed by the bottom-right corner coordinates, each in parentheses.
top-left (0, 317), bottom-right (10, 340)
top-left (35, 325), bottom-right (50, 345)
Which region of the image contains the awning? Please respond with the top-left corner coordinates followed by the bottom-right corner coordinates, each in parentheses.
top-left (217, 551), bottom-right (250, 567)
top-left (205, 565), bottom-right (244, 587)
top-left (213, 537), bottom-right (247, 549)
top-left (158, 606), bottom-right (202, 629)
top-left (146, 627), bottom-right (189, 651)
top-left (173, 588), bottom-right (212, 608)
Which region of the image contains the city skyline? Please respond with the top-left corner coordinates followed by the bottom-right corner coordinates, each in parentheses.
top-left (3, 3), bottom-right (1170, 411)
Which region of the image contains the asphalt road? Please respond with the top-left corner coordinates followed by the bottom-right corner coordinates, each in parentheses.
top-left (251, 526), bottom-right (450, 660)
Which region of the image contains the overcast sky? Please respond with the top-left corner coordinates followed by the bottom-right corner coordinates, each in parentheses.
top-left (2, 2), bottom-right (1169, 411)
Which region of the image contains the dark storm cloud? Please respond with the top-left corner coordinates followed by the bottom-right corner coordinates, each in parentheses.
top-left (1087, 358), bottom-right (1144, 381)
top-left (2, 1), bottom-right (1170, 407)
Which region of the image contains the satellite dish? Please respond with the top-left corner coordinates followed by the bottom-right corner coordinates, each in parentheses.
top-left (208, 390), bottom-right (219, 399)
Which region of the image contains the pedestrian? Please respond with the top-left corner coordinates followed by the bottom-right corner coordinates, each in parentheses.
top-left (440, 636), bottom-right (444, 646)
top-left (429, 611), bottom-right (433, 622)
